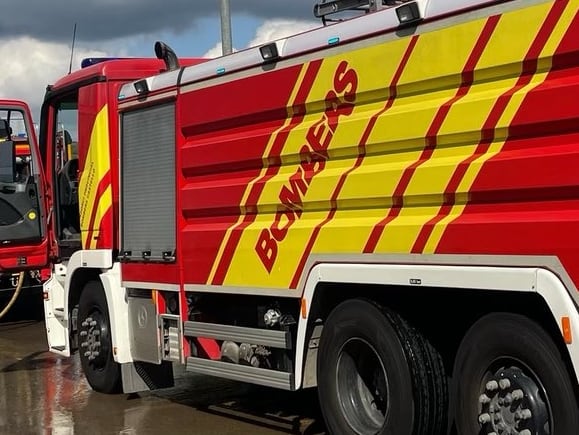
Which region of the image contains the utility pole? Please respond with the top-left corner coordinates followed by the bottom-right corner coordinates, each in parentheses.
top-left (220, 0), bottom-right (233, 55)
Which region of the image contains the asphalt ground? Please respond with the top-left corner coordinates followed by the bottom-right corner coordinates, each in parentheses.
top-left (0, 294), bottom-right (327, 435)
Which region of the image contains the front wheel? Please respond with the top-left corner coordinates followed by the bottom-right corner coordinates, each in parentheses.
top-left (317, 299), bottom-right (447, 435)
top-left (78, 280), bottom-right (121, 393)
top-left (453, 313), bottom-right (579, 435)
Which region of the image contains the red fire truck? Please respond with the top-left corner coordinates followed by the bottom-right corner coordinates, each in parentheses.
top-left (36, 0), bottom-right (579, 433)
top-left (0, 100), bottom-right (47, 317)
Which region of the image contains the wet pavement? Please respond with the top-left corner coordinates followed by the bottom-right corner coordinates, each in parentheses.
top-left (0, 302), bottom-right (326, 435)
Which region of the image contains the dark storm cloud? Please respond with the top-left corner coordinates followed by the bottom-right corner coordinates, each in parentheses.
top-left (1, 1), bottom-right (317, 43)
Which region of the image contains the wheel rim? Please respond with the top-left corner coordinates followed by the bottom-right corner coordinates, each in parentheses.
top-left (79, 308), bottom-right (111, 370)
top-left (336, 338), bottom-right (389, 434)
top-left (477, 360), bottom-right (552, 435)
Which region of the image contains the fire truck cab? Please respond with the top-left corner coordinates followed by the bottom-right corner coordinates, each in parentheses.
top-left (40, 52), bottom-right (206, 384)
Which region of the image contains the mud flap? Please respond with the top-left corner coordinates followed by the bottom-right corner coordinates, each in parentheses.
top-left (43, 275), bottom-right (70, 356)
top-left (121, 361), bottom-right (174, 394)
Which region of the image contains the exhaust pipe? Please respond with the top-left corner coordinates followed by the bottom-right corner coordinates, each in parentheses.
top-left (154, 41), bottom-right (180, 72)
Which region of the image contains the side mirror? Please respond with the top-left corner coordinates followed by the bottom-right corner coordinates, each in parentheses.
top-left (0, 140), bottom-right (15, 183)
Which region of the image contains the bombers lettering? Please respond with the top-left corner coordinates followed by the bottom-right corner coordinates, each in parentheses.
top-left (256, 61), bottom-right (359, 272)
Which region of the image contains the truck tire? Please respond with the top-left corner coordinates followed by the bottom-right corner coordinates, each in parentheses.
top-left (78, 280), bottom-right (122, 394)
top-left (453, 313), bottom-right (579, 435)
top-left (317, 299), bottom-right (447, 435)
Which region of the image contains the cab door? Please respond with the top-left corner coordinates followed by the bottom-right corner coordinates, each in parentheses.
top-left (0, 102), bottom-right (49, 273)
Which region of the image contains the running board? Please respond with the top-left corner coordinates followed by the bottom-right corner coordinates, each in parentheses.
top-left (186, 357), bottom-right (293, 390)
top-left (183, 321), bottom-right (291, 349)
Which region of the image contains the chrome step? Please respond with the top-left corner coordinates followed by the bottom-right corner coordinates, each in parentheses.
top-left (186, 357), bottom-right (293, 390)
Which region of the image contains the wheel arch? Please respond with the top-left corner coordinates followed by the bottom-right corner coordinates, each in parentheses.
top-left (295, 261), bottom-right (579, 399)
top-left (63, 250), bottom-right (132, 364)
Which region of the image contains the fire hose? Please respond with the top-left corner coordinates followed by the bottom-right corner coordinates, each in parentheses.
top-left (0, 271), bottom-right (25, 320)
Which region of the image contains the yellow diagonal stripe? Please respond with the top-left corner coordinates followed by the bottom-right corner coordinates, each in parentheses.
top-left (207, 63), bottom-right (311, 284)
top-left (78, 106), bottom-right (111, 249)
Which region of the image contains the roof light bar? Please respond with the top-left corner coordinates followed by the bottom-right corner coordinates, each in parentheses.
top-left (81, 57), bottom-right (120, 69)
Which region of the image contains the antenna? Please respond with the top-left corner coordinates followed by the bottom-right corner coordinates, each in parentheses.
top-left (68, 23), bottom-right (77, 74)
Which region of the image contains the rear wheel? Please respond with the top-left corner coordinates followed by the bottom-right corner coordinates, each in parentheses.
top-left (317, 299), bottom-right (447, 435)
top-left (453, 313), bottom-right (579, 435)
top-left (78, 280), bottom-right (121, 393)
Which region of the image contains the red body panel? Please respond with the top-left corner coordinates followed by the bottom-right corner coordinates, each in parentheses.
top-left (177, 64), bottom-right (310, 284)
top-left (118, 1), bottom-right (579, 296)
top-left (438, 9), bottom-right (579, 289)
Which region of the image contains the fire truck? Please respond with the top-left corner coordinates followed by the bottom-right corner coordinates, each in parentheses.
top-left (0, 100), bottom-right (47, 318)
top-left (36, 0), bottom-right (579, 433)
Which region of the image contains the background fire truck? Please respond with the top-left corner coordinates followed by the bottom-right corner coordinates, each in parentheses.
top-left (0, 100), bottom-right (47, 319)
top-left (35, 0), bottom-right (579, 433)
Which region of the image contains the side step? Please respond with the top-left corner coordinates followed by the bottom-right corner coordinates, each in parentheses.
top-left (184, 321), bottom-right (294, 390)
top-left (183, 321), bottom-right (292, 349)
top-left (186, 357), bottom-right (293, 390)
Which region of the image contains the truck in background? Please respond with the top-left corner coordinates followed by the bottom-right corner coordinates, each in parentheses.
top-left (0, 100), bottom-right (48, 318)
top-left (34, 0), bottom-right (579, 433)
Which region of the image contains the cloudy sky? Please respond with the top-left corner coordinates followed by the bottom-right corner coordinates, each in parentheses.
top-left (0, 1), bottom-right (321, 121)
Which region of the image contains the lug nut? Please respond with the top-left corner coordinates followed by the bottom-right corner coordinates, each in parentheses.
top-left (520, 430), bottom-right (531, 435)
top-left (478, 413), bottom-right (491, 424)
top-left (511, 389), bottom-right (524, 400)
top-left (520, 409), bottom-right (532, 420)
top-left (486, 380), bottom-right (499, 392)
top-left (498, 378), bottom-right (511, 390)
top-left (479, 394), bottom-right (491, 404)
